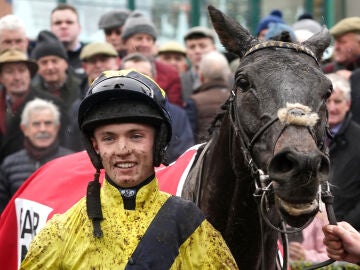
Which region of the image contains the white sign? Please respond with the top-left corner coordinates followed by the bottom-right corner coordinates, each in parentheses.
top-left (15, 198), bottom-right (53, 268)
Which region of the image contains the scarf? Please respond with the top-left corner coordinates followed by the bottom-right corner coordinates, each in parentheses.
top-left (24, 137), bottom-right (59, 161)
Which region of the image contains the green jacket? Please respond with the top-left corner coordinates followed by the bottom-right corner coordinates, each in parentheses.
top-left (30, 69), bottom-right (81, 112)
top-left (21, 178), bottom-right (238, 269)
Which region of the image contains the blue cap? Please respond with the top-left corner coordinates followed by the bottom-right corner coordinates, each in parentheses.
top-left (256, 9), bottom-right (285, 36)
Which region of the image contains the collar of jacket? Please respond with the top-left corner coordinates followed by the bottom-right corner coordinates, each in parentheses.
top-left (104, 173), bottom-right (158, 210)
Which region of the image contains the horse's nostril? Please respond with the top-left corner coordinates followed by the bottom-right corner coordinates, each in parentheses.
top-left (270, 152), bottom-right (294, 173)
top-left (269, 149), bottom-right (329, 183)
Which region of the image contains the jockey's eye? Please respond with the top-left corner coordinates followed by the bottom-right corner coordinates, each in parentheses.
top-left (236, 76), bottom-right (250, 92)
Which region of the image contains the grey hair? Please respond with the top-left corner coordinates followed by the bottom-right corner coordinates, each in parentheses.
top-left (198, 51), bottom-right (231, 82)
top-left (326, 73), bottom-right (351, 102)
top-left (0, 14), bottom-right (26, 32)
top-left (21, 98), bottom-right (60, 126)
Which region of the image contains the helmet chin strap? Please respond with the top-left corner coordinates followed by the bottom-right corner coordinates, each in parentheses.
top-left (86, 169), bottom-right (103, 238)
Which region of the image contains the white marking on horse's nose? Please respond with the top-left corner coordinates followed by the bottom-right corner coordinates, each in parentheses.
top-left (277, 102), bottom-right (319, 127)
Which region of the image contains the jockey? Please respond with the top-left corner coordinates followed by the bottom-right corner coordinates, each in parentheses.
top-left (20, 70), bottom-right (238, 269)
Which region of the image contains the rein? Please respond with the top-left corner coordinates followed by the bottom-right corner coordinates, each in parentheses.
top-left (228, 41), bottom-right (336, 270)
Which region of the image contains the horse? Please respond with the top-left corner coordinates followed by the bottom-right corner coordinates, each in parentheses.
top-left (181, 6), bottom-right (332, 270)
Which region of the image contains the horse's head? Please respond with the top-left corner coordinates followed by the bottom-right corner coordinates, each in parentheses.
top-left (208, 6), bottom-right (331, 228)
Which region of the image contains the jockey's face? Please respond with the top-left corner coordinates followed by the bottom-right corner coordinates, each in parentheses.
top-left (91, 122), bottom-right (155, 187)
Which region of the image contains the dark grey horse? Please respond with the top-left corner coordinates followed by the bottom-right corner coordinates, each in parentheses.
top-left (182, 6), bottom-right (332, 270)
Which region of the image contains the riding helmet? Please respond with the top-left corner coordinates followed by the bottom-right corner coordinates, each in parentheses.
top-left (78, 69), bottom-right (172, 169)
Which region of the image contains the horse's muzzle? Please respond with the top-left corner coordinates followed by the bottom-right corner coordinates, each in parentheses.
top-left (268, 147), bottom-right (330, 201)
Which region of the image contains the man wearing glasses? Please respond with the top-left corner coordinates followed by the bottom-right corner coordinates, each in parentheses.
top-left (98, 9), bottom-right (131, 58)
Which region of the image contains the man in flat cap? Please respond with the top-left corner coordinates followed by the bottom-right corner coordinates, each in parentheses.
top-left (323, 17), bottom-right (360, 79)
top-left (98, 9), bottom-right (130, 58)
top-left (181, 26), bottom-right (217, 100)
top-left (66, 41), bottom-right (121, 152)
top-left (0, 49), bottom-right (71, 162)
top-left (157, 41), bottom-right (188, 75)
top-left (79, 41), bottom-right (120, 97)
top-left (322, 17), bottom-right (360, 125)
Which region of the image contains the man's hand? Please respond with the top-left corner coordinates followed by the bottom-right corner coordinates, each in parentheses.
top-left (323, 221), bottom-right (360, 264)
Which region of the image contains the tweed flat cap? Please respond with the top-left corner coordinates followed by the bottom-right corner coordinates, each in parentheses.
top-left (184, 26), bottom-right (216, 41)
top-left (158, 41), bottom-right (186, 55)
top-left (80, 42), bottom-right (118, 61)
top-left (98, 9), bottom-right (131, 29)
top-left (330, 17), bottom-right (360, 37)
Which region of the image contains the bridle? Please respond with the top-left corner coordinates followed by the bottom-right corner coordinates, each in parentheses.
top-left (226, 41), bottom-right (336, 270)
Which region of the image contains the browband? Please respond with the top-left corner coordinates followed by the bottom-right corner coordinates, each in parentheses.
top-left (244, 41), bottom-right (318, 65)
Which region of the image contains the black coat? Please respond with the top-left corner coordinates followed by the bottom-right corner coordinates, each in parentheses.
top-left (329, 112), bottom-right (360, 230)
top-left (350, 69), bottom-right (360, 125)
top-left (0, 146), bottom-right (73, 213)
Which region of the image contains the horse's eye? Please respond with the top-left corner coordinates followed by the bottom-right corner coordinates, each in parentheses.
top-left (323, 86), bottom-right (333, 100)
top-left (236, 77), bottom-right (250, 92)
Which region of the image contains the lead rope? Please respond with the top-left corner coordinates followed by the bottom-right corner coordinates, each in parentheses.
top-left (303, 182), bottom-right (336, 270)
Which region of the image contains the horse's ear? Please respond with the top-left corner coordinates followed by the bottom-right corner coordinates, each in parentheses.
top-left (302, 27), bottom-right (331, 61)
top-left (208, 5), bottom-right (258, 58)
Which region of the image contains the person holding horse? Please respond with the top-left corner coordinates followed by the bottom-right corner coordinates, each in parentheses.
top-left (323, 222), bottom-right (360, 265)
top-left (20, 70), bottom-right (238, 269)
